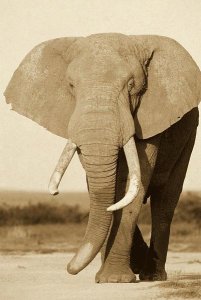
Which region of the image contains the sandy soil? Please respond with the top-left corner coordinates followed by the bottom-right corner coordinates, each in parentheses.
top-left (0, 252), bottom-right (201, 300)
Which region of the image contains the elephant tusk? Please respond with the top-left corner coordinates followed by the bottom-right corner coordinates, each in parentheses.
top-left (107, 137), bottom-right (141, 211)
top-left (48, 139), bottom-right (77, 195)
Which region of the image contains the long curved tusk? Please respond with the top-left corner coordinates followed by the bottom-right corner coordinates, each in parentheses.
top-left (107, 137), bottom-right (141, 211)
top-left (48, 139), bottom-right (77, 195)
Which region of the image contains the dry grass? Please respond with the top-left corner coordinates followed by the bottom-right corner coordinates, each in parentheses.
top-left (157, 279), bottom-right (201, 299)
top-left (0, 223), bottom-right (86, 253)
top-left (0, 190), bottom-right (200, 226)
top-left (0, 190), bottom-right (200, 253)
top-left (0, 203), bottom-right (87, 226)
top-left (0, 222), bottom-right (200, 253)
top-left (0, 191), bottom-right (90, 209)
top-left (188, 259), bottom-right (201, 264)
top-left (169, 222), bottom-right (201, 252)
top-left (138, 191), bottom-right (201, 226)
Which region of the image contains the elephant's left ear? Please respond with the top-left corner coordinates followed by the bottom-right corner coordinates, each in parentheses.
top-left (4, 37), bottom-right (80, 139)
top-left (129, 36), bottom-right (201, 139)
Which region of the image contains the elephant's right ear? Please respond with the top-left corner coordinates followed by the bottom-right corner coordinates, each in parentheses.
top-left (4, 37), bottom-right (80, 139)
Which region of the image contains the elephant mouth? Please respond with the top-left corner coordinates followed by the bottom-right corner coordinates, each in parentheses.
top-left (48, 136), bottom-right (140, 212)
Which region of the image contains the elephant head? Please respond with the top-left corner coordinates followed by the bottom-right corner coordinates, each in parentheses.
top-left (4, 33), bottom-right (201, 274)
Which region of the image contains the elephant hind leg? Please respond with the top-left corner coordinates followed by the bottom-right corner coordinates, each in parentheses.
top-left (140, 127), bottom-right (197, 281)
top-left (130, 225), bottom-right (149, 274)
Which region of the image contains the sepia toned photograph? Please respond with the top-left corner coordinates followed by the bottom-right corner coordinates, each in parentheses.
top-left (0, 1), bottom-right (201, 299)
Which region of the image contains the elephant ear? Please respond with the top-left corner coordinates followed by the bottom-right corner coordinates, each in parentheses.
top-left (129, 36), bottom-right (201, 139)
top-left (4, 37), bottom-right (80, 139)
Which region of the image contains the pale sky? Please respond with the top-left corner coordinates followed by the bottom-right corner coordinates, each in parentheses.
top-left (0, 0), bottom-right (201, 192)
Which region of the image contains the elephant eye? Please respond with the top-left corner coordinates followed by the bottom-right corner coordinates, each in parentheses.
top-left (68, 81), bottom-right (75, 95)
top-left (128, 78), bottom-right (135, 94)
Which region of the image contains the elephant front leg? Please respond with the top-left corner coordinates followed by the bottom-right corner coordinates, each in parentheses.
top-left (96, 190), bottom-right (145, 283)
top-left (96, 136), bottom-right (160, 283)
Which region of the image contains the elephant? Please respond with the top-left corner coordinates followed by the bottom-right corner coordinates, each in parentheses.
top-left (4, 33), bottom-right (201, 283)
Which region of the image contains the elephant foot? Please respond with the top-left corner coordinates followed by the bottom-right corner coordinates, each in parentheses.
top-left (139, 269), bottom-right (167, 281)
top-left (95, 263), bottom-right (136, 283)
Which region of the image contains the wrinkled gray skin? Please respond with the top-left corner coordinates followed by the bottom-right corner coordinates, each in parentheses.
top-left (5, 33), bottom-right (200, 283)
top-left (97, 107), bottom-right (198, 283)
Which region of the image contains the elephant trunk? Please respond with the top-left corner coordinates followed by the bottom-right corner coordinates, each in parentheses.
top-left (67, 143), bottom-right (118, 274)
top-left (48, 93), bottom-right (141, 274)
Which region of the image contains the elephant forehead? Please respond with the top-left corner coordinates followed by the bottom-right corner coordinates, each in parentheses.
top-left (67, 52), bottom-right (130, 83)
top-left (86, 33), bottom-right (135, 53)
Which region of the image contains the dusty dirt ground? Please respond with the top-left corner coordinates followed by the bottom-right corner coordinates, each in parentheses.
top-left (1, 252), bottom-right (201, 300)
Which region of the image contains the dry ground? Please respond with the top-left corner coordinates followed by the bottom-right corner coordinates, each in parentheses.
top-left (0, 223), bottom-right (200, 299)
top-left (0, 223), bottom-right (200, 254)
top-left (0, 191), bottom-right (200, 299)
top-left (0, 252), bottom-right (201, 300)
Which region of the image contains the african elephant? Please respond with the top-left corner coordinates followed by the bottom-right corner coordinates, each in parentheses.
top-left (5, 33), bottom-right (201, 283)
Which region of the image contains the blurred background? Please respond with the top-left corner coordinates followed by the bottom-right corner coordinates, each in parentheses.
top-left (0, 0), bottom-right (200, 253)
